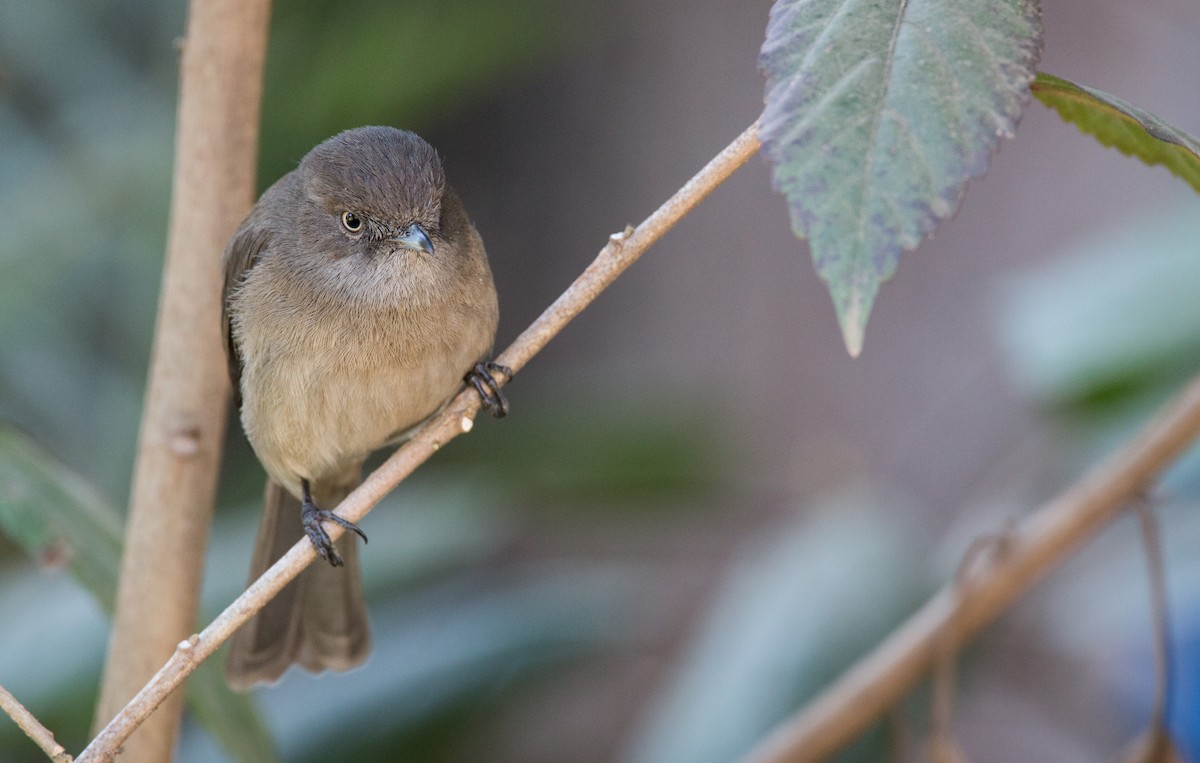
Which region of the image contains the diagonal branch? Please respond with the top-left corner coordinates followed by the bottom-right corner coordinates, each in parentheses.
top-left (737, 374), bottom-right (1200, 763)
top-left (77, 119), bottom-right (763, 763)
top-left (0, 683), bottom-right (72, 762)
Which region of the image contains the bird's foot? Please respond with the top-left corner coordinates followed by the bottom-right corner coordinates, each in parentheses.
top-left (466, 360), bottom-right (511, 418)
top-left (300, 480), bottom-right (368, 567)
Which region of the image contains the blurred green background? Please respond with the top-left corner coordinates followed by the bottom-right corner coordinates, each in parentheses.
top-left (3, 0), bottom-right (1200, 761)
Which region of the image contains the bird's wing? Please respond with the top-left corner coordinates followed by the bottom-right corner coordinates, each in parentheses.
top-left (222, 212), bottom-right (272, 403)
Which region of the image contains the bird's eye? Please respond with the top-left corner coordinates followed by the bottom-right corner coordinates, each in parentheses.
top-left (340, 211), bottom-right (364, 233)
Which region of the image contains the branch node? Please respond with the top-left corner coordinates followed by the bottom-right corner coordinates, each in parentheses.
top-left (955, 519), bottom-right (1017, 587)
top-left (177, 634), bottom-right (200, 651)
top-left (609, 224), bottom-right (635, 243)
top-left (460, 415), bottom-right (474, 433)
top-left (168, 427), bottom-right (202, 457)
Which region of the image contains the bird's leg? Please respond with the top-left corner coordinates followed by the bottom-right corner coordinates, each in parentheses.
top-left (300, 477), bottom-right (368, 568)
top-left (466, 360), bottom-right (512, 418)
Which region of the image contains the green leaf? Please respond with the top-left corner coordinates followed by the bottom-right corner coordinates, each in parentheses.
top-left (0, 425), bottom-right (123, 608)
top-left (1032, 72), bottom-right (1200, 194)
top-left (0, 425), bottom-right (277, 763)
top-left (759, 0), bottom-right (1042, 355)
top-left (999, 206), bottom-right (1200, 405)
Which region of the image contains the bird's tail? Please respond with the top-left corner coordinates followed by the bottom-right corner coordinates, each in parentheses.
top-left (225, 478), bottom-right (370, 691)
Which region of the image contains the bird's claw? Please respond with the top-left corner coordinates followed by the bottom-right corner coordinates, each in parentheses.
top-left (466, 360), bottom-right (511, 418)
top-left (301, 496), bottom-right (368, 567)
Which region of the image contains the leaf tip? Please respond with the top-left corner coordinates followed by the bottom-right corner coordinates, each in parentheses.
top-left (837, 293), bottom-right (867, 358)
top-left (829, 274), bottom-right (882, 358)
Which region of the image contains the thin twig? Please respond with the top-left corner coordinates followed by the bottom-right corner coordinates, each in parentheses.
top-left (1117, 496), bottom-right (1180, 762)
top-left (77, 120), bottom-right (762, 763)
top-left (0, 683), bottom-right (72, 762)
top-left (738, 374), bottom-right (1200, 763)
top-left (925, 530), bottom-right (1013, 762)
top-left (1133, 497), bottom-right (1174, 735)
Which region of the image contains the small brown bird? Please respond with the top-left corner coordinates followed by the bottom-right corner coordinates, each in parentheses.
top-left (222, 127), bottom-right (507, 689)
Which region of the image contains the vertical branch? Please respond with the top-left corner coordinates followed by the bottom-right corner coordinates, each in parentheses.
top-left (91, 2), bottom-right (271, 761)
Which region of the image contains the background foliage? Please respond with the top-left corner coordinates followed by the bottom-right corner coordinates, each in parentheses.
top-left (2, 1), bottom-right (1200, 761)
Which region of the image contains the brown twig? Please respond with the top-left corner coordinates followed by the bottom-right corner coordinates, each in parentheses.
top-left (90, 1), bottom-right (271, 760)
top-left (1133, 497), bottom-right (1172, 735)
top-left (76, 120), bottom-right (762, 763)
top-left (738, 374), bottom-right (1200, 763)
top-left (1116, 496), bottom-right (1181, 763)
top-left (925, 530), bottom-right (1012, 762)
top-left (0, 683), bottom-right (72, 762)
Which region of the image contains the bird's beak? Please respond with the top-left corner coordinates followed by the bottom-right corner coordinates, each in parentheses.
top-left (392, 224), bottom-right (434, 255)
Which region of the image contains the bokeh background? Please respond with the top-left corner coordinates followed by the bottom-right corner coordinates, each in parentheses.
top-left (3, 0), bottom-right (1200, 761)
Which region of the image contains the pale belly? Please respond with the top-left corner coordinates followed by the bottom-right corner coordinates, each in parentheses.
top-left (238, 324), bottom-right (486, 499)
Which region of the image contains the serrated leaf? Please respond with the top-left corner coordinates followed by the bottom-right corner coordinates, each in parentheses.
top-left (1032, 72), bottom-right (1200, 194)
top-left (0, 425), bottom-right (277, 763)
top-left (759, 0), bottom-right (1042, 355)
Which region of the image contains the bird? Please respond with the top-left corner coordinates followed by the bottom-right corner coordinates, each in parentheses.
top-left (221, 126), bottom-right (507, 689)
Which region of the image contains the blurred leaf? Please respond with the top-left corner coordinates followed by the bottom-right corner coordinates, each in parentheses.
top-left (261, 0), bottom-right (581, 181)
top-left (1032, 73), bottom-right (1200, 194)
top-left (0, 425), bottom-right (276, 763)
top-left (0, 424), bottom-right (122, 606)
top-left (997, 204), bottom-right (1200, 495)
top-left (434, 399), bottom-right (721, 509)
top-left (253, 564), bottom-right (641, 763)
top-left (998, 206), bottom-right (1200, 407)
top-left (759, 0), bottom-right (1041, 355)
top-left (1, 2), bottom-right (176, 501)
top-left (625, 489), bottom-right (930, 763)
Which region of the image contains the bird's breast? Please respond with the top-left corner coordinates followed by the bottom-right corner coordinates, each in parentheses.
top-left (233, 278), bottom-right (495, 493)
